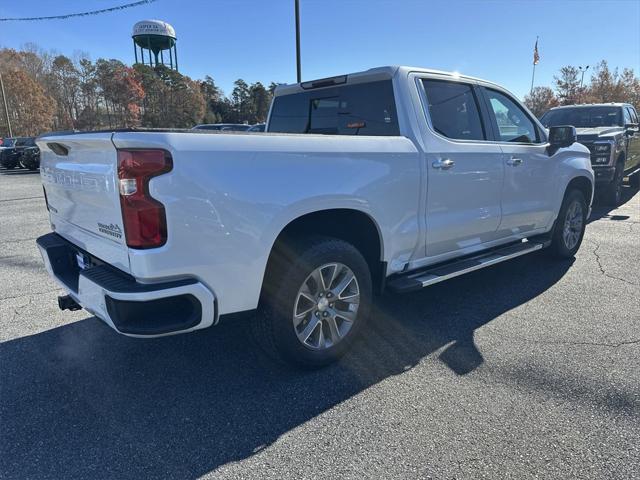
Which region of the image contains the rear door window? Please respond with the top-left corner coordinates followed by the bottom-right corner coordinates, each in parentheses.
top-left (421, 79), bottom-right (486, 141)
top-left (268, 80), bottom-right (400, 136)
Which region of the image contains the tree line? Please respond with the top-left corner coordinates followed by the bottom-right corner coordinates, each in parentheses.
top-left (0, 44), bottom-right (278, 137)
top-left (524, 60), bottom-right (640, 118)
top-left (1, 44), bottom-right (639, 138)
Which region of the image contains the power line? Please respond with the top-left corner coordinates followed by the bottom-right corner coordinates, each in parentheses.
top-left (0, 0), bottom-right (158, 22)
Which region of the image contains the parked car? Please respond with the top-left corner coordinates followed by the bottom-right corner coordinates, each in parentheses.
top-left (540, 103), bottom-right (640, 204)
top-left (248, 123), bottom-right (266, 132)
top-left (0, 137), bottom-right (20, 169)
top-left (192, 123), bottom-right (252, 132)
top-left (18, 138), bottom-right (40, 170)
top-left (36, 66), bottom-right (593, 367)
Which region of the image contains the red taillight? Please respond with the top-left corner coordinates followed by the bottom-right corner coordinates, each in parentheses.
top-left (117, 149), bottom-right (172, 249)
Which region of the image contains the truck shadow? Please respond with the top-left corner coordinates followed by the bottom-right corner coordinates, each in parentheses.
top-left (588, 183), bottom-right (638, 224)
top-left (1, 251), bottom-right (572, 479)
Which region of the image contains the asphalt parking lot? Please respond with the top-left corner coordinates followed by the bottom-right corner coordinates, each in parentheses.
top-left (1, 168), bottom-right (638, 480)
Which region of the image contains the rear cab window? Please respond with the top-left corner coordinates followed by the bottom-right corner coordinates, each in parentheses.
top-left (420, 79), bottom-right (486, 141)
top-left (268, 80), bottom-right (400, 136)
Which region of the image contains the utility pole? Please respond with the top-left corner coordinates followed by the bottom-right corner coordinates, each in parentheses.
top-left (295, 0), bottom-right (301, 83)
top-left (578, 65), bottom-right (589, 103)
top-left (0, 73), bottom-right (13, 138)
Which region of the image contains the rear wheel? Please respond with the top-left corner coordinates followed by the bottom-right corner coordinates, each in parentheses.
top-left (253, 236), bottom-right (372, 368)
top-left (603, 161), bottom-right (624, 206)
top-left (549, 189), bottom-right (587, 259)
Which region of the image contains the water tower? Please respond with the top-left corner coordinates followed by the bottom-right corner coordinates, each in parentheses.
top-left (132, 20), bottom-right (178, 70)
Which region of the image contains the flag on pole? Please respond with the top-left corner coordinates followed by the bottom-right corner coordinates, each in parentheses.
top-left (533, 38), bottom-right (540, 65)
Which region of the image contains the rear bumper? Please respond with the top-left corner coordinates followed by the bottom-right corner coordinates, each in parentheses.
top-left (36, 233), bottom-right (217, 337)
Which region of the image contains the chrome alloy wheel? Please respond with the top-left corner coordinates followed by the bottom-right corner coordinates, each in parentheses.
top-left (563, 200), bottom-right (583, 250)
top-left (293, 263), bottom-right (360, 350)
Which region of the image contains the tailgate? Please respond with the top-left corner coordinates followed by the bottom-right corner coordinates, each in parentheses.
top-left (37, 133), bottom-right (130, 273)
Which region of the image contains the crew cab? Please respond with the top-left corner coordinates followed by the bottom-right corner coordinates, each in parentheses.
top-left (541, 103), bottom-right (640, 204)
top-left (36, 66), bottom-right (594, 367)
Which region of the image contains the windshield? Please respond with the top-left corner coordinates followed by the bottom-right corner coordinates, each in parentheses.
top-left (540, 107), bottom-right (623, 128)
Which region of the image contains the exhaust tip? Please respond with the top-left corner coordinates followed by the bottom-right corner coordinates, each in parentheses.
top-left (58, 294), bottom-right (82, 311)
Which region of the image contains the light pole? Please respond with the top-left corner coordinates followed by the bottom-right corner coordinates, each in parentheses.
top-left (578, 65), bottom-right (589, 103)
top-left (295, 0), bottom-right (301, 83)
top-left (0, 73), bottom-right (13, 138)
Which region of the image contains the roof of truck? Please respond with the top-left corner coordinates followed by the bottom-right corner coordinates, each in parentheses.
top-left (547, 103), bottom-right (632, 110)
top-left (274, 66), bottom-right (502, 96)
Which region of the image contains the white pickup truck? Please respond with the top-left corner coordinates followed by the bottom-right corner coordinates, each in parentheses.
top-left (36, 66), bottom-right (594, 367)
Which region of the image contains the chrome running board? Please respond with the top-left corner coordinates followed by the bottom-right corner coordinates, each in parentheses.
top-left (387, 240), bottom-right (545, 293)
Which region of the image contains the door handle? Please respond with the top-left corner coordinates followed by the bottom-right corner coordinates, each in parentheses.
top-left (506, 157), bottom-right (523, 166)
top-left (432, 158), bottom-right (455, 170)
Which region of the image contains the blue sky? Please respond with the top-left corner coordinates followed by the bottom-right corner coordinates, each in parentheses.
top-left (1, 0), bottom-right (639, 99)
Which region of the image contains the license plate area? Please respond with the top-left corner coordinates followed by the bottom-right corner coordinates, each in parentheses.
top-left (75, 252), bottom-right (94, 270)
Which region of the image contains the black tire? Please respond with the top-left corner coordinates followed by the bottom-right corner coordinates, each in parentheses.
top-left (630, 170), bottom-right (640, 189)
top-left (549, 189), bottom-right (588, 259)
top-left (253, 235), bottom-right (372, 368)
top-left (603, 161), bottom-right (624, 206)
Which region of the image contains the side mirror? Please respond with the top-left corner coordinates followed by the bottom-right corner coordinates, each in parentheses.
top-left (625, 123), bottom-right (637, 136)
top-left (547, 125), bottom-right (576, 155)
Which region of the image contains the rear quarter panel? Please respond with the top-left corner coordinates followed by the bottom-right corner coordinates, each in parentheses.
top-left (112, 132), bottom-right (420, 315)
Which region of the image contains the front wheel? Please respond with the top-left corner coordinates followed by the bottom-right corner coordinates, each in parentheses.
top-left (253, 236), bottom-right (372, 368)
top-left (548, 189), bottom-right (588, 259)
top-left (603, 163), bottom-right (624, 206)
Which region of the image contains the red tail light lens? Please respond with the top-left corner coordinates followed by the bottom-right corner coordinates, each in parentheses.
top-left (117, 149), bottom-right (172, 249)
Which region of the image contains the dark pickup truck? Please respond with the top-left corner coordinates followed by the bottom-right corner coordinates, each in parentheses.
top-left (541, 103), bottom-right (640, 205)
top-left (0, 137), bottom-right (20, 169)
top-left (0, 137), bottom-right (40, 170)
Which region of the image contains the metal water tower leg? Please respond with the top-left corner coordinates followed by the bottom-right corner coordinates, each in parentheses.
top-left (134, 42), bottom-right (138, 64)
top-left (160, 49), bottom-right (164, 67)
top-left (173, 46), bottom-right (178, 71)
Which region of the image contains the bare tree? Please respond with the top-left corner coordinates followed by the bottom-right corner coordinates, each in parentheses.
top-left (554, 66), bottom-right (581, 105)
top-left (524, 86), bottom-right (559, 117)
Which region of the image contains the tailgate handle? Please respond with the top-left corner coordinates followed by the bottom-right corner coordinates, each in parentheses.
top-left (47, 143), bottom-right (69, 156)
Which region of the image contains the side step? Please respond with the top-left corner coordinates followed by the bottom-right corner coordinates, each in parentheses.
top-left (387, 240), bottom-right (546, 293)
